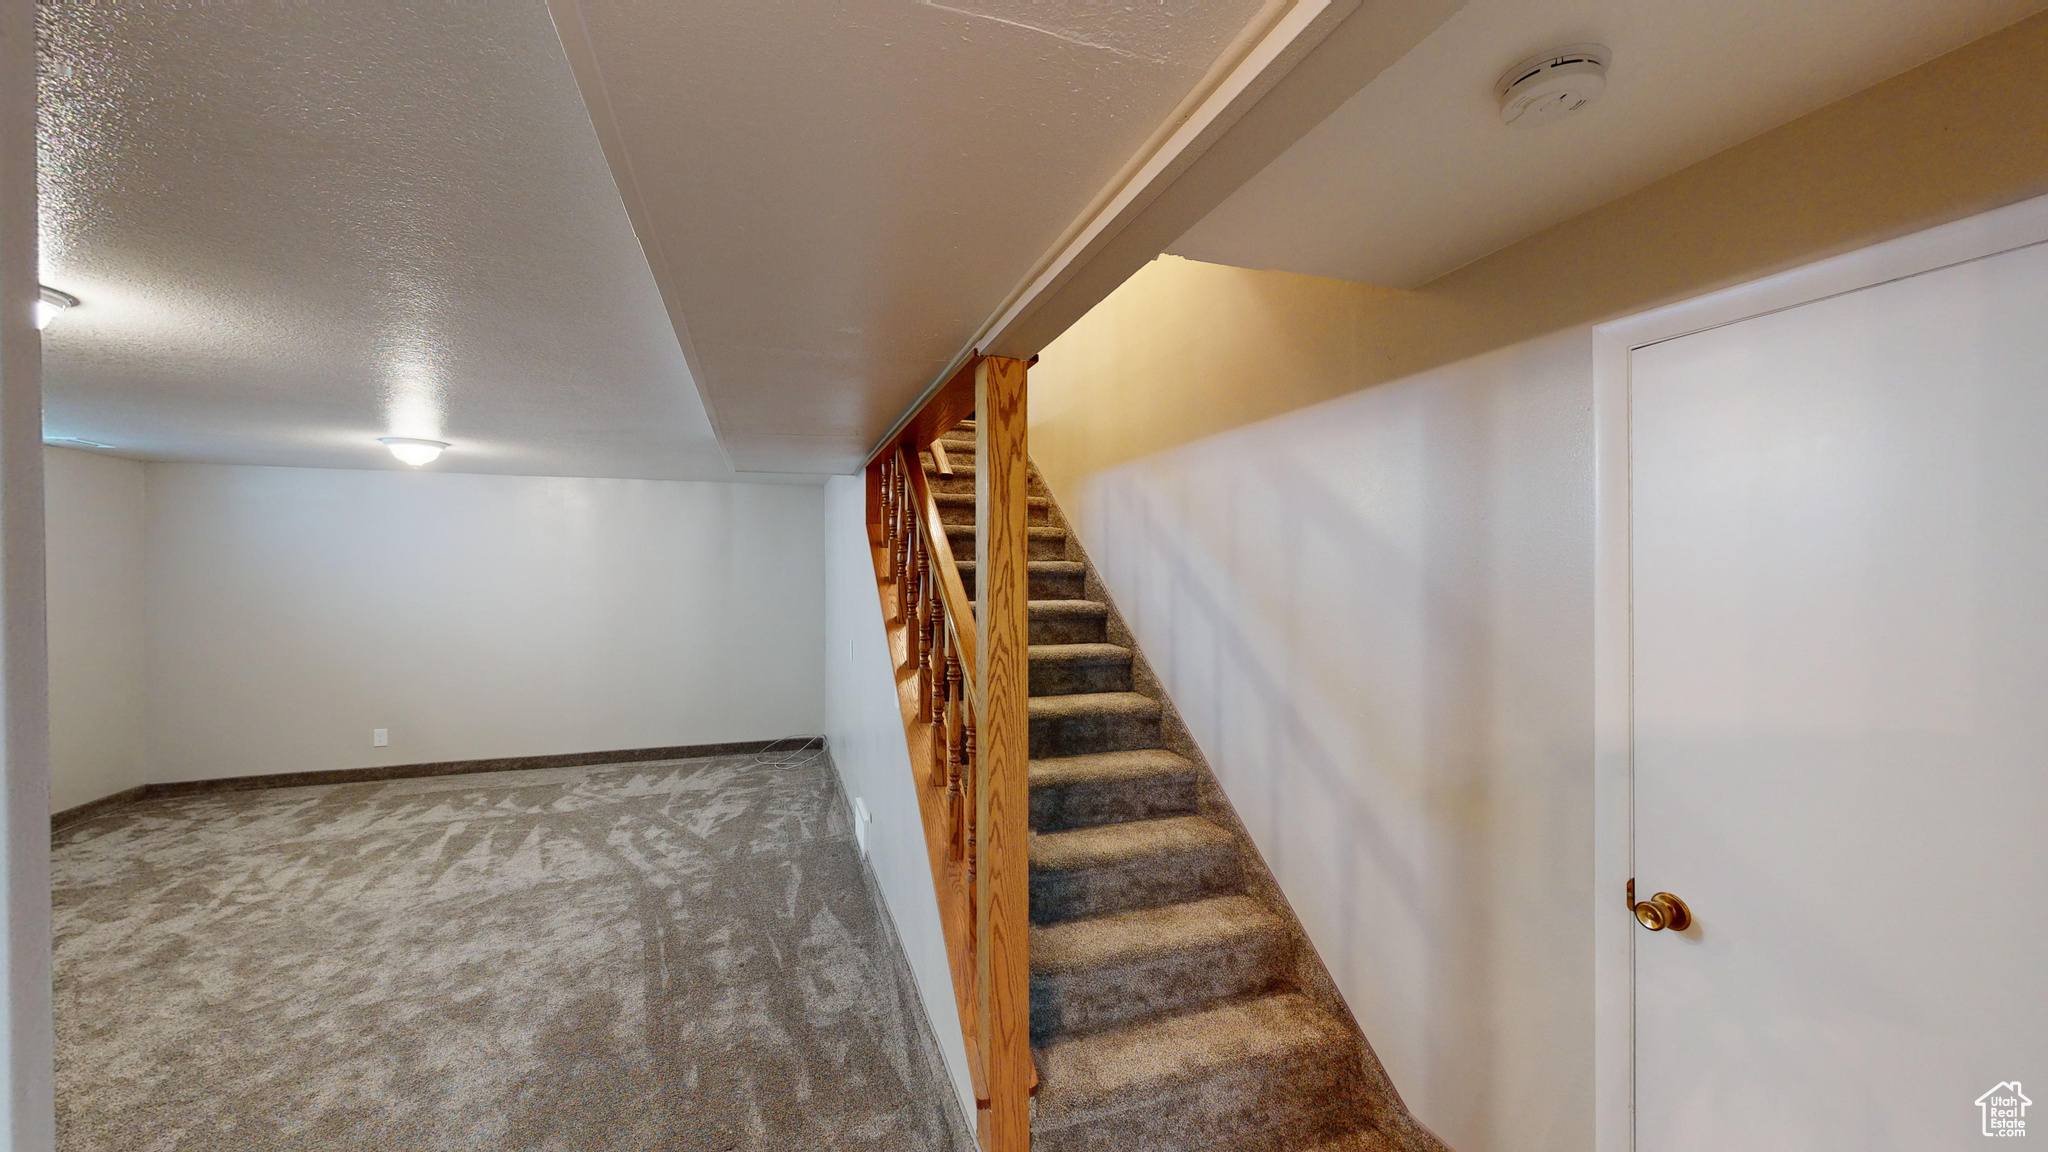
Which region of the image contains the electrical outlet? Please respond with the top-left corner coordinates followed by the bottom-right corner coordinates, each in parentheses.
top-left (372, 728), bottom-right (389, 748)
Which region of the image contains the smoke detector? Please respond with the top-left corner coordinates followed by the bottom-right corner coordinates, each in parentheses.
top-left (1495, 44), bottom-right (1610, 128)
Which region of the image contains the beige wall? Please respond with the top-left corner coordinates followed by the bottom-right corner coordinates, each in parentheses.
top-left (1022, 14), bottom-right (2048, 1152)
top-left (46, 448), bottom-right (148, 813)
top-left (1031, 10), bottom-right (2048, 494)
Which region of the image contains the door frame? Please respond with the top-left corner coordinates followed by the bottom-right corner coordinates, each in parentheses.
top-left (1589, 189), bottom-right (2048, 1152)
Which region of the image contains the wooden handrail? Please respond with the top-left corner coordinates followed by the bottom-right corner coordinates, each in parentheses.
top-left (905, 455), bottom-right (975, 680)
top-left (864, 355), bottom-right (1032, 1152)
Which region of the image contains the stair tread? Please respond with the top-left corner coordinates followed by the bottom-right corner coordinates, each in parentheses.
top-left (1029, 643), bottom-right (1131, 663)
top-left (956, 558), bottom-right (1082, 572)
top-left (1032, 814), bottom-right (1231, 872)
top-left (1031, 748), bottom-right (1196, 788)
top-left (1031, 895), bottom-right (1282, 975)
top-left (932, 491), bottom-right (1048, 505)
top-left (1299, 1130), bottom-right (1399, 1152)
top-left (1030, 598), bottom-right (1106, 615)
top-left (1028, 691), bottom-right (1159, 720)
top-left (944, 523), bottom-right (1063, 536)
top-left (1033, 992), bottom-right (1351, 1117)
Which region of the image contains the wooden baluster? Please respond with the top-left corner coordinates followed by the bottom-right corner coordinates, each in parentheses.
top-left (953, 716), bottom-right (972, 862)
top-left (878, 456), bottom-right (893, 554)
top-left (963, 719), bottom-right (978, 890)
top-left (886, 458), bottom-right (898, 583)
top-left (905, 529), bottom-right (924, 668)
top-left (921, 549), bottom-right (935, 691)
top-left (945, 651), bottom-right (963, 790)
top-left (925, 601), bottom-right (944, 719)
top-left (929, 618), bottom-right (949, 779)
top-left (893, 455), bottom-right (906, 582)
top-left (884, 455), bottom-right (899, 583)
top-left (931, 629), bottom-right (952, 791)
top-left (896, 469), bottom-right (912, 594)
top-left (917, 536), bottom-right (932, 684)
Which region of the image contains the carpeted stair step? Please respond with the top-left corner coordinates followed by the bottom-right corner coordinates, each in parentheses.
top-left (1299, 1131), bottom-right (1401, 1152)
top-left (929, 460), bottom-right (977, 493)
top-left (1029, 643), bottom-right (1134, 696)
top-left (959, 559), bottom-right (1084, 600)
top-left (1030, 692), bottom-right (1161, 758)
top-left (1030, 992), bottom-right (1370, 1152)
top-left (931, 491), bottom-right (1050, 526)
top-left (1030, 896), bottom-right (1291, 1041)
top-left (944, 523), bottom-right (1068, 561)
top-left (1030, 749), bottom-right (1200, 831)
top-left (1031, 814), bottom-right (1240, 924)
top-left (1030, 599), bottom-right (1109, 644)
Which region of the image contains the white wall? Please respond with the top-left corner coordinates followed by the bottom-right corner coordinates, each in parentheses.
top-left (140, 463), bottom-right (823, 782)
top-left (45, 448), bottom-right (146, 812)
top-left (820, 474), bottom-right (976, 1125)
top-left (1047, 330), bottom-right (1595, 1152)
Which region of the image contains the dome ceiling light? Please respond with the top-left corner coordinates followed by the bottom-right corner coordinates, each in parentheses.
top-left (379, 437), bottom-right (450, 466)
top-left (35, 286), bottom-right (79, 330)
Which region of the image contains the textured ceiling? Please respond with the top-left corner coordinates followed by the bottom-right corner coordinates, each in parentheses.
top-left (549, 0), bottom-right (1269, 473)
top-left (1174, 0), bottom-right (2048, 287)
top-left (37, 0), bottom-right (754, 480)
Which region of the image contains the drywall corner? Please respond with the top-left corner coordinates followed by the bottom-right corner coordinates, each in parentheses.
top-left (45, 447), bottom-right (146, 813)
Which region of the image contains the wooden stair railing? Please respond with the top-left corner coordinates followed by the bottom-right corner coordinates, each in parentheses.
top-left (865, 354), bottom-right (1032, 1152)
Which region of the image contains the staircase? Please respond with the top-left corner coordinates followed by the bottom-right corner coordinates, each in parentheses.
top-left (923, 421), bottom-right (1438, 1152)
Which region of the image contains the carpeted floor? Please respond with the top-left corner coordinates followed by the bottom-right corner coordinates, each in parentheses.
top-left (51, 744), bottom-right (973, 1152)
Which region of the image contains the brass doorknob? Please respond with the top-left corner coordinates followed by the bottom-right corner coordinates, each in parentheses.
top-left (1628, 879), bottom-right (1691, 931)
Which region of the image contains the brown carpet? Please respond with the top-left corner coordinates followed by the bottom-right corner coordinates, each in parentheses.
top-left (51, 744), bottom-right (973, 1152)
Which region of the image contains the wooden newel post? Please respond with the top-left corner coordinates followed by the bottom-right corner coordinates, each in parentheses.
top-left (973, 355), bottom-right (1030, 1151)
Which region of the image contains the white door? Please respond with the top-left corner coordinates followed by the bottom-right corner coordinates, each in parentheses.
top-left (1630, 239), bottom-right (2048, 1150)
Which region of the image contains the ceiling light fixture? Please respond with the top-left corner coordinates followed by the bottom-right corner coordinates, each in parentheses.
top-left (379, 437), bottom-right (449, 466)
top-left (35, 286), bottom-right (79, 330)
top-left (1496, 44), bottom-right (1610, 128)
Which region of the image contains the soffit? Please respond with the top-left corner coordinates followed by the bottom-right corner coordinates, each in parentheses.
top-left (1172, 0), bottom-right (2048, 288)
top-left (548, 0), bottom-right (1271, 474)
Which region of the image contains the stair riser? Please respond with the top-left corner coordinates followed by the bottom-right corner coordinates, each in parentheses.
top-left (1029, 609), bottom-right (1108, 645)
top-left (933, 498), bottom-right (1051, 527)
top-left (1031, 845), bottom-right (1240, 924)
top-left (1033, 1042), bottom-right (1369, 1152)
top-left (945, 528), bottom-right (1067, 561)
top-left (1031, 928), bottom-right (1290, 1042)
top-left (962, 566), bottom-right (1085, 600)
top-left (1029, 656), bottom-right (1133, 696)
top-left (1031, 709), bottom-right (1160, 759)
top-left (1031, 770), bottom-right (1199, 832)
top-left (931, 471), bottom-right (976, 495)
